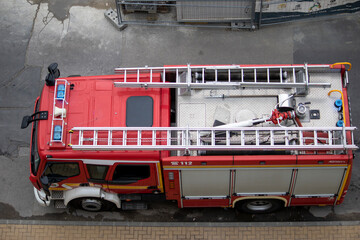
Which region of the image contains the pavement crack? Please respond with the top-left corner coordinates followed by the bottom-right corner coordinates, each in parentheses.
top-left (38, 11), bottom-right (54, 36)
top-left (67, 13), bottom-right (71, 33)
top-left (25, 2), bottom-right (41, 66)
top-left (1, 2), bottom-right (42, 89)
top-left (26, 0), bottom-right (37, 5)
top-left (0, 66), bottom-right (27, 89)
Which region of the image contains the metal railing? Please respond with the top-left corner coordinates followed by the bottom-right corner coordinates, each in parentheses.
top-left (106, 0), bottom-right (256, 30)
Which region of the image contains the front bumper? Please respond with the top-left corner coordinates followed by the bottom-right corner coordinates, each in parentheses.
top-left (33, 187), bottom-right (51, 207)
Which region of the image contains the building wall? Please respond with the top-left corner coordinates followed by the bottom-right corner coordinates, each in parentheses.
top-left (257, 0), bottom-right (360, 24)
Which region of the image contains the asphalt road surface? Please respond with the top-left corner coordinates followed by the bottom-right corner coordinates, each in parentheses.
top-left (0, 0), bottom-right (359, 222)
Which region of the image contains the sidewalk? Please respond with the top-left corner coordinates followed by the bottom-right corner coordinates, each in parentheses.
top-left (1, 221), bottom-right (359, 240)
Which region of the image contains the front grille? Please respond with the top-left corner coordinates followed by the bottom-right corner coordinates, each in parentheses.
top-left (54, 200), bottom-right (66, 209)
top-left (51, 190), bottom-right (64, 199)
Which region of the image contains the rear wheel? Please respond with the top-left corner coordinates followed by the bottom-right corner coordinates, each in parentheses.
top-left (70, 198), bottom-right (115, 212)
top-left (236, 199), bottom-right (283, 214)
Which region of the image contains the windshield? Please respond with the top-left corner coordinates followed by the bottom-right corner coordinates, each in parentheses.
top-left (44, 162), bottom-right (80, 182)
top-left (30, 99), bottom-right (40, 175)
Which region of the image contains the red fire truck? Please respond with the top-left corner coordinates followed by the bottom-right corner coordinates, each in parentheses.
top-left (22, 62), bottom-right (357, 213)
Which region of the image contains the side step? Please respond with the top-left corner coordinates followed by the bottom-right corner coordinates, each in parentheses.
top-left (54, 200), bottom-right (67, 209)
top-left (122, 201), bottom-right (147, 210)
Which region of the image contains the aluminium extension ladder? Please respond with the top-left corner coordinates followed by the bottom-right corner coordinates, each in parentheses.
top-left (113, 64), bottom-right (332, 89)
top-left (69, 126), bottom-right (358, 151)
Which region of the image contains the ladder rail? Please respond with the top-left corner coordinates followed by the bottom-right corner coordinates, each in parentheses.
top-left (50, 79), bottom-right (69, 146)
top-left (71, 126), bottom-right (356, 131)
top-left (70, 145), bottom-right (356, 151)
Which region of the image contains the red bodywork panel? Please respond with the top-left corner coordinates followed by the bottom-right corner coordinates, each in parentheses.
top-left (38, 73), bottom-right (170, 154)
top-left (33, 73), bottom-right (170, 194)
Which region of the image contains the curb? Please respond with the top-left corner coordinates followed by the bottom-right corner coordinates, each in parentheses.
top-left (0, 219), bottom-right (359, 227)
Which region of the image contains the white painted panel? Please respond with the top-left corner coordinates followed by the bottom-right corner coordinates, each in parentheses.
top-left (179, 103), bottom-right (206, 127)
top-left (181, 170), bottom-right (230, 197)
top-left (235, 168), bottom-right (293, 194)
top-left (293, 168), bottom-right (345, 195)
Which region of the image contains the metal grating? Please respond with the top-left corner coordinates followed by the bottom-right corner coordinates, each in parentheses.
top-left (54, 200), bottom-right (67, 209)
top-left (176, 0), bottom-right (255, 22)
top-left (51, 190), bottom-right (64, 199)
top-left (108, 0), bottom-right (257, 30)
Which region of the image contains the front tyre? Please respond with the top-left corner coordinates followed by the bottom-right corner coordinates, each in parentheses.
top-left (236, 199), bottom-right (283, 214)
top-left (70, 198), bottom-right (115, 212)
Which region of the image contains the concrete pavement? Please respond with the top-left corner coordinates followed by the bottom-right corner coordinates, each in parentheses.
top-left (0, 0), bottom-right (359, 223)
top-left (1, 221), bottom-right (360, 240)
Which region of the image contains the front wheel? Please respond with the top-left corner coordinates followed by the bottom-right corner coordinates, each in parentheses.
top-left (70, 198), bottom-right (115, 212)
top-left (235, 199), bottom-right (283, 214)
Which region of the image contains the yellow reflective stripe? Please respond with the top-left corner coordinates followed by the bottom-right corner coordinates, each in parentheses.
top-left (233, 164), bottom-right (347, 168)
top-left (163, 164), bottom-right (348, 169)
top-left (107, 185), bottom-right (149, 190)
top-left (336, 167), bottom-right (351, 202)
top-left (157, 162), bottom-right (164, 193)
top-left (49, 188), bottom-right (67, 191)
top-left (66, 183), bottom-right (80, 186)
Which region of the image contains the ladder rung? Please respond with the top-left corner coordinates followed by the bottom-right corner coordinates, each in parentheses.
top-left (226, 131), bottom-right (230, 146)
top-left (241, 130), bottom-right (245, 146)
top-left (167, 130), bottom-right (171, 146)
top-left (202, 68), bottom-right (205, 83)
top-left (93, 130), bottom-right (97, 145)
top-left (270, 130), bottom-right (274, 146)
top-left (299, 130), bottom-right (303, 146)
top-left (79, 130), bottom-right (83, 146)
top-left (293, 68), bottom-right (296, 83)
top-left (123, 130), bottom-right (127, 146)
top-left (138, 130), bottom-right (141, 145)
top-left (108, 130), bottom-right (112, 145)
top-left (211, 130), bottom-right (215, 146)
top-left (197, 130), bottom-right (200, 146)
top-left (152, 130), bottom-right (156, 146)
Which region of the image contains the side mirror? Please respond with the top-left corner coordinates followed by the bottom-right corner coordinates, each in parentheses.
top-left (20, 111), bottom-right (48, 129)
top-left (45, 62), bottom-right (60, 86)
top-left (21, 116), bottom-right (32, 129)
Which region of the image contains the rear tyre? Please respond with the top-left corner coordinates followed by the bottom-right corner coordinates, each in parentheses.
top-left (70, 198), bottom-right (115, 212)
top-left (235, 199), bottom-right (283, 214)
